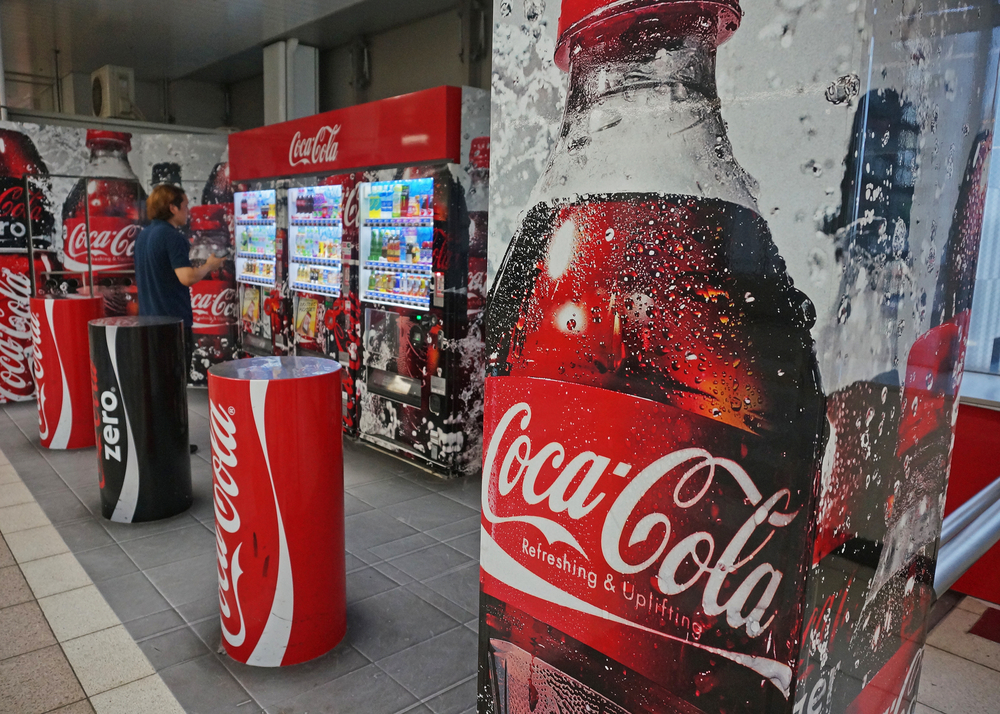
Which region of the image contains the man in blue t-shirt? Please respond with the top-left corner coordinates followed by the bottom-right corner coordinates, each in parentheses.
top-left (135, 184), bottom-right (223, 452)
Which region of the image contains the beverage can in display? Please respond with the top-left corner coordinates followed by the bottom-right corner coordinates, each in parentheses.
top-left (481, 2), bottom-right (826, 713)
top-left (0, 128), bottom-right (55, 250)
top-left (61, 131), bottom-right (146, 273)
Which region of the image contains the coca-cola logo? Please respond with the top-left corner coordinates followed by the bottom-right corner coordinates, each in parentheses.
top-left (0, 185), bottom-right (46, 224)
top-left (0, 268), bottom-right (34, 401)
top-left (212, 400), bottom-right (248, 648)
top-left (192, 288), bottom-right (238, 323)
top-left (98, 389), bottom-right (123, 463)
top-left (30, 310), bottom-right (49, 439)
top-left (65, 221), bottom-right (139, 260)
top-left (483, 397), bottom-right (800, 695)
top-left (342, 182), bottom-right (360, 229)
top-left (288, 125), bottom-right (341, 168)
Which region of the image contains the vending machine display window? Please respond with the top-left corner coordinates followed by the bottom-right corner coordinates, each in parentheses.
top-left (359, 178), bottom-right (434, 311)
top-left (235, 189), bottom-right (277, 287)
top-left (289, 185), bottom-right (343, 297)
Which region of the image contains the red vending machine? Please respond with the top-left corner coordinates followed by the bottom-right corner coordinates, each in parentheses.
top-left (228, 86), bottom-right (488, 461)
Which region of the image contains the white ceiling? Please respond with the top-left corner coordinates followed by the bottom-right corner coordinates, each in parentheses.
top-left (1, 0), bottom-right (459, 83)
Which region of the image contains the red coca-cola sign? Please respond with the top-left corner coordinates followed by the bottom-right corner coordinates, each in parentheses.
top-left (63, 217), bottom-right (140, 272)
top-left (229, 86), bottom-right (462, 181)
top-left (192, 283), bottom-right (238, 335)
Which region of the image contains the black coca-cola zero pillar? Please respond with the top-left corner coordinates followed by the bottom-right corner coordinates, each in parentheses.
top-left (88, 316), bottom-right (192, 523)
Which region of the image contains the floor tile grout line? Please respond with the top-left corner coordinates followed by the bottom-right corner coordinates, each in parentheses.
top-left (0, 441), bottom-right (186, 713)
top-left (923, 640), bottom-right (1000, 674)
top-left (388, 670), bottom-right (478, 714)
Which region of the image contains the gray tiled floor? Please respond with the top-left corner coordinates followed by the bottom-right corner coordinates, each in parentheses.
top-left (1, 390), bottom-right (480, 714)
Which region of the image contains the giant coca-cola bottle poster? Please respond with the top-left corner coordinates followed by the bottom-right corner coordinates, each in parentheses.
top-left (0, 120), bottom-right (231, 398)
top-left (481, 2), bottom-right (998, 713)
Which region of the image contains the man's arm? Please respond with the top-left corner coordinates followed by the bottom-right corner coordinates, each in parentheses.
top-left (175, 255), bottom-right (225, 287)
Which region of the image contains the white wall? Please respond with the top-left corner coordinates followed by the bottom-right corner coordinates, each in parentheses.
top-left (230, 74), bottom-right (264, 130)
top-left (318, 6), bottom-right (492, 112)
top-left (57, 71), bottom-right (226, 128)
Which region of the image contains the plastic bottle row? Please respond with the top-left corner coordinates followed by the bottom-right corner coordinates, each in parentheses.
top-left (238, 225), bottom-right (276, 256)
top-left (241, 259), bottom-right (274, 279)
top-left (291, 186), bottom-right (341, 220)
top-left (367, 179), bottom-right (434, 220)
top-left (294, 264), bottom-right (341, 289)
top-left (236, 190), bottom-right (275, 222)
top-left (367, 227), bottom-right (432, 265)
top-left (365, 271), bottom-right (430, 300)
top-left (292, 225), bottom-right (341, 261)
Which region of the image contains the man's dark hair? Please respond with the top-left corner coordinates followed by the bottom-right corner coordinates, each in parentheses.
top-left (147, 184), bottom-right (186, 221)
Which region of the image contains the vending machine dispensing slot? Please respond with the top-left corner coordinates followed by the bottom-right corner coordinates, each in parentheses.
top-left (366, 368), bottom-right (422, 407)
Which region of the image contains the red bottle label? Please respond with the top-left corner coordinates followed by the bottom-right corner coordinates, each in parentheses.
top-left (63, 216), bottom-right (140, 272)
top-left (482, 376), bottom-right (816, 702)
top-left (191, 282), bottom-right (238, 335)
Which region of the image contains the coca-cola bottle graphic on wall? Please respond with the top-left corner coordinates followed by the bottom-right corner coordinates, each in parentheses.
top-left (0, 128), bottom-right (57, 402)
top-left (62, 131), bottom-right (146, 274)
top-left (0, 129), bottom-right (55, 250)
top-left (481, 2), bottom-right (826, 713)
top-left (189, 203), bottom-right (237, 384)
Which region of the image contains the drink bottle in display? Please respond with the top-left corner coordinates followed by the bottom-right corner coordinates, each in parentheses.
top-left (480, 2), bottom-right (826, 713)
top-left (62, 131), bottom-right (146, 274)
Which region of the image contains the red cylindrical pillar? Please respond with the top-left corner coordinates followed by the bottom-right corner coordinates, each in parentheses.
top-left (30, 295), bottom-right (105, 449)
top-left (207, 356), bottom-right (346, 667)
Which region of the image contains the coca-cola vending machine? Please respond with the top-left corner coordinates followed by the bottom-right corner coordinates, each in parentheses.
top-left (356, 165), bottom-right (485, 474)
top-left (228, 86), bottom-right (489, 462)
top-left (480, 1), bottom-right (998, 713)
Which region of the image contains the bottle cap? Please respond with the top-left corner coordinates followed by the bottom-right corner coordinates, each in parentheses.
top-left (86, 130), bottom-right (132, 152)
top-left (469, 137), bottom-right (491, 170)
top-left (190, 204), bottom-right (227, 232)
top-left (555, 0), bottom-right (742, 70)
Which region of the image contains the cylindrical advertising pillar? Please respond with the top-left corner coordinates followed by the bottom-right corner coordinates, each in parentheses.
top-left (88, 316), bottom-right (192, 523)
top-left (207, 357), bottom-right (346, 667)
top-left (31, 295), bottom-right (105, 449)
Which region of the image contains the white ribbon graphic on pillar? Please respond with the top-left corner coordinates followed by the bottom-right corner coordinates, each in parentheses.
top-left (107, 326), bottom-right (140, 523)
top-left (246, 380), bottom-right (294, 667)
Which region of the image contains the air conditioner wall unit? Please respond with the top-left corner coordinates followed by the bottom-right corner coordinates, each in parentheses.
top-left (91, 65), bottom-right (136, 118)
